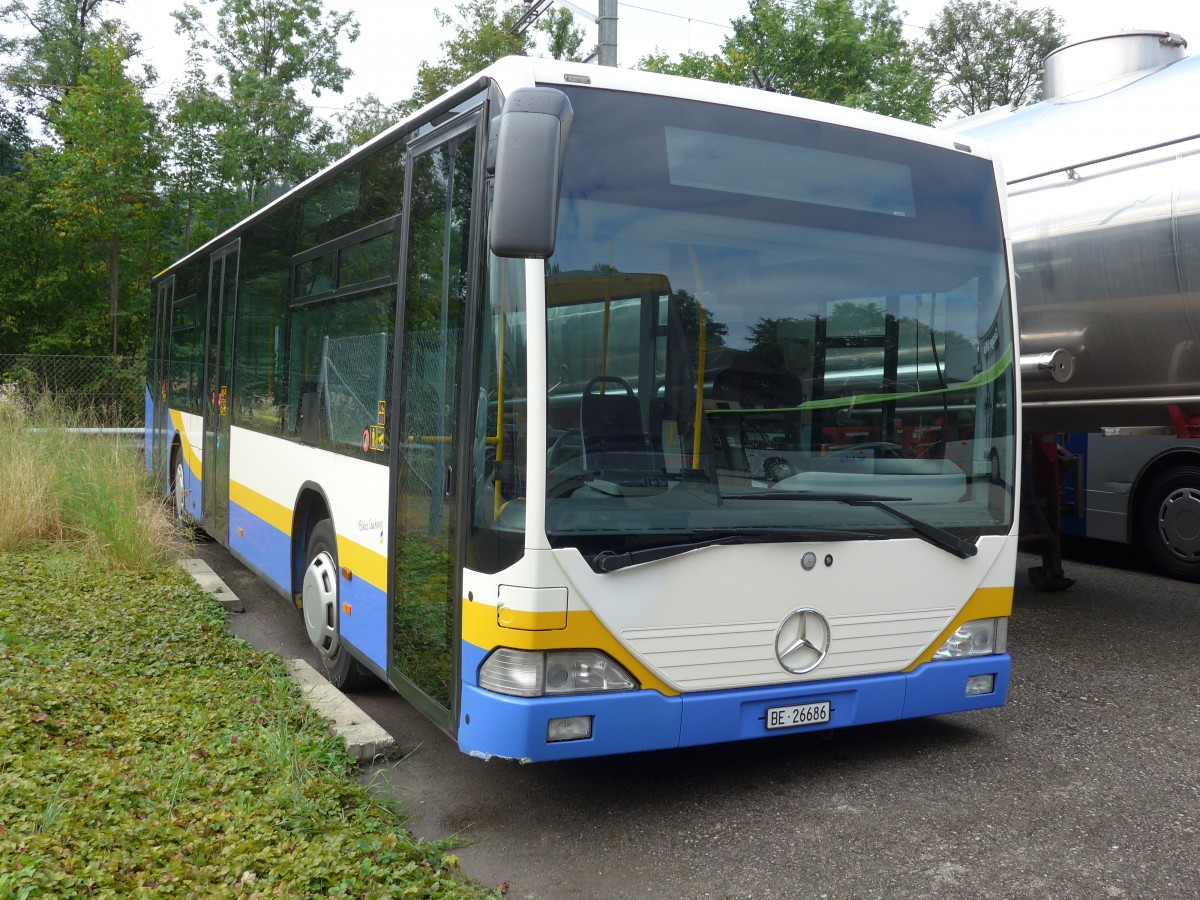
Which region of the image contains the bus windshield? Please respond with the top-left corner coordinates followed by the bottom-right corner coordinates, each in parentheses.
top-left (538, 88), bottom-right (1015, 562)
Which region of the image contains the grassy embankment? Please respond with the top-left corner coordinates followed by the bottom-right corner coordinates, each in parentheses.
top-left (0, 395), bottom-right (491, 898)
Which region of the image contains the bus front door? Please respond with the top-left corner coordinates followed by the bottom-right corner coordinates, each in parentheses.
top-left (202, 239), bottom-right (240, 543)
top-left (151, 276), bottom-right (174, 477)
top-left (389, 114), bottom-right (481, 733)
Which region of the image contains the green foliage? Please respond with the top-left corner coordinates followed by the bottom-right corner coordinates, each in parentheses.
top-left (537, 6), bottom-right (587, 62)
top-left (327, 93), bottom-right (409, 158)
top-left (409, 1), bottom-right (532, 111)
top-left (159, 49), bottom-right (228, 257)
top-left (637, 49), bottom-right (725, 82)
top-left (922, 0), bottom-right (1065, 118)
top-left (0, 148), bottom-right (93, 355)
top-left (51, 29), bottom-right (163, 355)
top-left (0, 0), bottom-right (128, 124)
top-left (0, 549), bottom-right (491, 898)
top-left (638, 0), bottom-right (939, 125)
top-left (0, 23), bottom-right (162, 357)
top-left (171, 0), bottom-right (361, 220)
top-left (0, 97), bottom-right (30, 174)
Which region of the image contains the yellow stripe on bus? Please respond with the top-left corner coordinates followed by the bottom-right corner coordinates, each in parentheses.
top-left (168, 409), bottom-right (202, 477)
top-left (228, 480), bottom-right (292, 535)
top-left (336, 535), bottom-right (387, 595)
top-left (904, 585), bottom-right (1014, 671)
top-left (227, 478), bottom-right (389, 594)
top-left (460, 599), bottom-right (680, 696)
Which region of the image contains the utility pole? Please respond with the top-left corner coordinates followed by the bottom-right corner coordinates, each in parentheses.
top-left (597, 0), bottom-right (617, 67)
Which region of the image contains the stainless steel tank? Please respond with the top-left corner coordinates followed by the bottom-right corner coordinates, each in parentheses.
top-left (953, 30), bottom-right (1200, 432)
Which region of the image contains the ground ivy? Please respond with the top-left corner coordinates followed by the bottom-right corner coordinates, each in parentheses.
top-left (0, 549), bottom-right (494, 899)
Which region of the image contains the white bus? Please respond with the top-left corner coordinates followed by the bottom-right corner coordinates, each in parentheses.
top-left (146, 57), bottom-right (1019, 761)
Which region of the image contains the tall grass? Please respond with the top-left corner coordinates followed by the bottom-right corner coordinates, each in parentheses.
top-left (0, 388), bottom-right (183, 568)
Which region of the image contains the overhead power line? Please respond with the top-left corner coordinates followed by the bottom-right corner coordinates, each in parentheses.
top-left (618, 2), bottom-right (733, 32)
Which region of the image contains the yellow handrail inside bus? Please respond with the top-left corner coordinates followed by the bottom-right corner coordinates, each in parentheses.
top-left (599, 252), bottom-right (613, 392)
top-left (494, 266), bottom-right (508, 520)
top-left (687, 246), bottom-right (707, 470)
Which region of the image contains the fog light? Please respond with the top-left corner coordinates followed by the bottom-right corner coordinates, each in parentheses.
top-left (965, 674), bottom-right (995, 696)
top-left (547, 715), bottom-right (593, 742)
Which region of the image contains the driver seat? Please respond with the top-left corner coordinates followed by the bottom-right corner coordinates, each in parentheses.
top-left (580, 375), bottom-right (648, 471)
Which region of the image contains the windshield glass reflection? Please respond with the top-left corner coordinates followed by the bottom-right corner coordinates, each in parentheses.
top-left (539, 88), bottom-right (1015, 558)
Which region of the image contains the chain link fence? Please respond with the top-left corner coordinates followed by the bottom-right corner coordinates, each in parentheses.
top-left (0, 354), bottom-right (145, 428)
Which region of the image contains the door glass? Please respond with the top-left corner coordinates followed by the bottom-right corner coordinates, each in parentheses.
top-left (153, 279), bottom-right (173, 475)
top-left (392, 127), bottom-right (476, 712)
top-left (202, 243), bottom-right (238, 539)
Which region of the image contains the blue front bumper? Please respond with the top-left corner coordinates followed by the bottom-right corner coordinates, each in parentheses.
top-left (456, 653), bottom-right (1011, 762)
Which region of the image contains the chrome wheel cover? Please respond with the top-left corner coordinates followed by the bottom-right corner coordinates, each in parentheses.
top-left (302, 550), bottom-right (339, 658)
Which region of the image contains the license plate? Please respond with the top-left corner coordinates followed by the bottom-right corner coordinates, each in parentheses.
top-left (765, 701), bottom-right (831, 730)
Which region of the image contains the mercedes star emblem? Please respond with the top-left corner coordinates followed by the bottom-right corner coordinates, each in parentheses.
top-left (774, 607), bottom-right (831, 674)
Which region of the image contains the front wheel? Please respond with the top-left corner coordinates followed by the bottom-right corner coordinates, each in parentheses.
top-left (1138, 465), bottom-right (1200, 581)
top-left (302, 520), bottom-right (375, 690)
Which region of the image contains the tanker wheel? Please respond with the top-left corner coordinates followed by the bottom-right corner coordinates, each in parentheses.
top-left (1138, 465), bottom-right (1200, 582)
top-left (301, 519), bottom-right (376, 690)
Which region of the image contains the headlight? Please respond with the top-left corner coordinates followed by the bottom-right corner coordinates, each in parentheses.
top-left (932, 617), bottom-right (1008, 659)
top-left (479, 648), bottom-right (637, 697)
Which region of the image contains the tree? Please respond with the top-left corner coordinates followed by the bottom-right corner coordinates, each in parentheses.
top-left (159, 47), bottom-right (230, 256)
top-left (0, 0), bottom-right (132, 123)
top-left (50, 27), bottom-right (161, 355)
top-left (328, 93), bottom-right (408, 155)
top-left (171, 0), bottom-right (359, 220)
top-left (0, 97), bottom-right (31, 174)
top-left (406, 2), bottom-right (591, 115)
top-left (0, 146), bottom-right (86, 354)
top-left (409, 1), bottom-right (532, 111)
top-left (636, 49), bottom-right (725, 82)
top-left (0, 15), bottom-right (161, 357)
top-left (639, 0), bottom-right (938, 125)
top-left (922, 0), bottom-right (1066, 118)
top-left (537, 6), bottom-right (586, 62)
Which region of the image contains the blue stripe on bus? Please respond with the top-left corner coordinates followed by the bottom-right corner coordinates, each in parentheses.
top-left (335, 570), bottom-right (386, 669)
top-left (458, 641), bottom-right (1010, 761)
top-left (227, 499), bottom-right (388, 671)
top-left (229, 501), bottom-right (292, 592)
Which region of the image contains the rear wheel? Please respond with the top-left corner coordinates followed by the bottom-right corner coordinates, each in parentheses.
top-left (170, 450), bottom-right (188, 522)
top-left (302, 520), bottom-right (375, 690)
top-left (1138, 465), bottom-right (1200, 581)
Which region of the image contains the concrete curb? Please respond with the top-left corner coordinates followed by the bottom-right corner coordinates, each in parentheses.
top-left (181, 557), bottom-right (396, 763)
top-left (286, 659), bottom-right (397, 762)
top-left (178, 558), bottom-right (244, 612)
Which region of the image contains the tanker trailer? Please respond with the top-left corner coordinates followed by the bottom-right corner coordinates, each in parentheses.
top-left (953, 30), bottom-right (1200, 583)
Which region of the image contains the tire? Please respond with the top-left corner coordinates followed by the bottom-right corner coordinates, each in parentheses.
top-left (301, 520), bottom-right (375, 690)
top-left (170, 449), bottom-right (188, 523)
top-left (1138, 465), bottom-right (1200, 582)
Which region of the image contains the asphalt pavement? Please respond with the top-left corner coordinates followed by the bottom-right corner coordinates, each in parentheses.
top-left (195, 536), bottom-right (1200, 900)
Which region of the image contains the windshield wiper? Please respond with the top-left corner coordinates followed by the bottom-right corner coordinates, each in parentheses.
top-left (593, 526), bottom-right (885, 573)
top-left (721, 491), bottom-right (978, 559)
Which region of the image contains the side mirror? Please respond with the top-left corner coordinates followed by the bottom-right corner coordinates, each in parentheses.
top-left (489, 87), bottom-right (574, 259)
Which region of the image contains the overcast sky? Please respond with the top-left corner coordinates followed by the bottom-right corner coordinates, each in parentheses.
top-left (47, 0), bottom-right (1200, 114)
